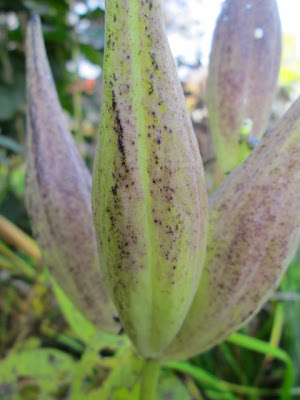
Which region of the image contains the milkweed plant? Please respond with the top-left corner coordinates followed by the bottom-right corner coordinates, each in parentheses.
top-left (25, 0), bottom-right (300, 399)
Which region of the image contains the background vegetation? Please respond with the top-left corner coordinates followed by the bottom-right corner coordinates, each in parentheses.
top-left (0, 0), bottom-right (300, 399)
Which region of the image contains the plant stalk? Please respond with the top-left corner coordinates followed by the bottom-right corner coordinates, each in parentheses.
top-left (139, 359), bottom-right (160, 400)
top-left (0, 215), bottom-right (41, 261)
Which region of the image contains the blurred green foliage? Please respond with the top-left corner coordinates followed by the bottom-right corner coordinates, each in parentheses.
top-left (0, 1), bottom-right (300, 399)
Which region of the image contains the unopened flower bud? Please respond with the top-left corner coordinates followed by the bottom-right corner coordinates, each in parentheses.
top-left (207, 0), bottom-right (281, 174)
top-left (92, 0), bottom-right (208, 358)
top-left (25, 15), bottom-right (119, 334)
top-left (162, 95), bottom-right (300, 361)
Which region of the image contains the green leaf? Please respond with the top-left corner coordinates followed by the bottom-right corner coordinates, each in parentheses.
top-left (80, 44), bottom-right (104, 67)
top-left (79, 25), bottom-right (105, 50)
top-left (70, 332), bottom-right (130, 400)
top-left (51, 277), bottom-right (97, 343)
top-left (0, 152), bottom-right (8, 167)
top-left (227, 333), bottom-right (294, 400)
top-left (0, 135), bottom-right (22, 153)
top-left (24, 0), bottom-right (51, 15)
top-left (44, 0), bottom-right (69, 14)
top-left (78, 348), bottom-right (191, 400)
top-left (90, 349), bottom-right (142, 400)
top-left (0, 71), bottom-right (25, 121)
top-left (84, 8), bottom-right (105, 18)
top-left (10, 167), bottom-right (25, 198)
top-left (281, 249), bottom-right (300, 384)
top-left (0, 348), bottom-right (74, 399)
top-left (43, 24), bottom-right (70, 43)
top-left (158, 373), bottom-right (191, 400)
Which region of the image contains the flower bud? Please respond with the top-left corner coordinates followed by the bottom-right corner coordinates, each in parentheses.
top-left (162, 95), bottom-right (300, 361)
top-left (25, 15), bottom-right (119, 334)
top-left (92, 0), bottom-right (208, 358)
top-left (207, 0), bottom-right (281, 174)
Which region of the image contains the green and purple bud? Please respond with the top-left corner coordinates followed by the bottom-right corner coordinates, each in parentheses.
top-left (207, 0), bottom-right (282, 174)
top-left (25, 15), bottom-right (120, 334)
top-left (161, 95), bottom-right (300, 361)
top-left (92, 0), bottom-right (208, 358)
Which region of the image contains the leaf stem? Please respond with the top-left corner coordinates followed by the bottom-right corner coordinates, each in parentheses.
top-left (139, 359), bottom-right (160, 400)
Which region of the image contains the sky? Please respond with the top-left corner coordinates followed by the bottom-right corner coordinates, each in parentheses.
top-left (77, 0), bottom-right (300, 79)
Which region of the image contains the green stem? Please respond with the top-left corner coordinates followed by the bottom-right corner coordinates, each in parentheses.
top-left (139, 359), bottom-right (160, 400)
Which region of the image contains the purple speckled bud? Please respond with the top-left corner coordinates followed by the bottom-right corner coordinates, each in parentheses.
top-left (207, 0), bottom-right (281, 174)
top-left (25, 15), bottom-right (120, 334)
top-left (161, 95), bottom-right (300, 361)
